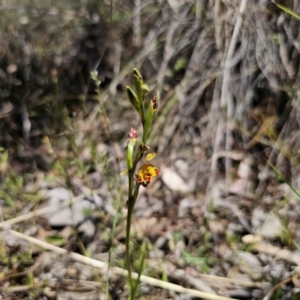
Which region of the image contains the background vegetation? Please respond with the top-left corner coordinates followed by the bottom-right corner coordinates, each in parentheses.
top-left (1, 0), bottom-right (300, 299)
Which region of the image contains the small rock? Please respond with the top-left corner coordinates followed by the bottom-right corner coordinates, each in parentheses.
top-left (77, 219), bottom-right (96, 244)
top-left (43, 286), bottom-right (56, 298)
top-left (161, 166), bottom-right (192, 193)
top-left (236, 251), bottom-right (263, 280)
top-left (252, 208), bottom-right (282, 239)
top-left (1, 230), bottom-right (20, 248)
top-left (43, 188), bottom-right (99, 226)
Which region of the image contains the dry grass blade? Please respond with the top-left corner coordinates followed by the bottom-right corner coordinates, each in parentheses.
top-left (221, 0), bottom-right (248, 188)
top-left (198, 274), bottom-right (267, 289)
top-left (242, 234), bottom-right (300, 266)
top-left (7, 229), bottom-right (239, 300)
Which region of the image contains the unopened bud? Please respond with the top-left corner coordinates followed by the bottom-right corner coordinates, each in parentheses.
top-left (127, 128), bottom-right (139, 141)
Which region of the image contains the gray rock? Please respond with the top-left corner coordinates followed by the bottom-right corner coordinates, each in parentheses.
top-left (236, 251), bottom-right (263, 280)
top-left (252, 208), bottom-right (282, 239)
top-left (43, 188), bottom-right (98, 226)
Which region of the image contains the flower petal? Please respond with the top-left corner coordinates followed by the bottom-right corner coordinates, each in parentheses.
top-left (146, 152), bottom-right (156, 162)
top-left (120, 169), bottom-right (129, 176)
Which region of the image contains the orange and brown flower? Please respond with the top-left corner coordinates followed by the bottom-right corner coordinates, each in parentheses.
top-left (137, 152), bottom-right (159, 187)
top-left (137, 163), bottom-right (160, 187)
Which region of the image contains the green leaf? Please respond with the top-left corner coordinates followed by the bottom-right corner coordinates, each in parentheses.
top-left (133, 68), bottom-right (144, 104)
top-left (132, 242), bottom-right (146, 296)
top-left (126, 86), bottom-right (141, 117)
top-left (142, 101), bottom-right (154, 143)
top-left (45, 235), bottom-right (67, 246)
top-left (134, 75), bottom-right (143, 104)
top-left (272, 1), bottom-right (300, 21)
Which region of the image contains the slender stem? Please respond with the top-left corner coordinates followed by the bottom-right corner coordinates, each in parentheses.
top-left (126, 173), bottom-right (134, 286)
top-left (125, 144), bottom-right (144, 299)
top-left (125, 206), bottom-right (132, 283)
top-left (126, 176), bottom-right (141, 299)
top-left (128, 171), bottom-right (133, 203)
top-left (125, 77), bottom-right (149, 298)
top-left (132, 184), bottom-right (140, 207)
top-left (132, 152), bottom-right (143, 173)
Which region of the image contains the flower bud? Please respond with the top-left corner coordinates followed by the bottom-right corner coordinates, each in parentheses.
top-left (127, 128), bottom-right (138, 170)
top-left (126, 86), bottom-right (141, 117)
top-left (127, 127), bottom-right (139, 142)
top-left (133, 68), bottom-right (144, 104)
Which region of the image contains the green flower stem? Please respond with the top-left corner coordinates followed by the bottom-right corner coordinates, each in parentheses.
top-left (126, 148), bottom-right (143, 300)
top-left (132, 150), bottom-right (143, 172)
top-left (125, 69), bottom-right (158, 299)
top-left (125, 191), bottom-right (133, 289)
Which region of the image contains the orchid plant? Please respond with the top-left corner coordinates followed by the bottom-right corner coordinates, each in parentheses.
top-left (121, 68), bottom-right (159, 299)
